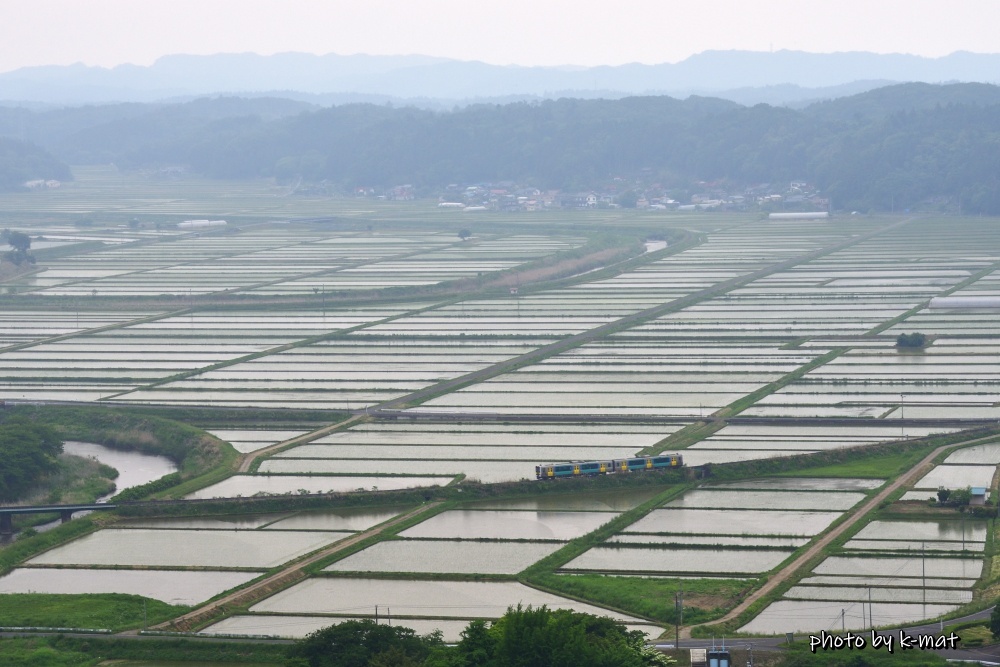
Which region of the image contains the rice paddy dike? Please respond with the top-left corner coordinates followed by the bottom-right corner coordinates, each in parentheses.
top-left (2, 167), bottom-right (1000, 648)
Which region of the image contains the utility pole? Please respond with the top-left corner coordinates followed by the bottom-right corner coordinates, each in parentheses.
top-left (841, 608), bottom-right (845, 632)
top-left (675, 581), bottom-right (684, 648)
top-left (922, 543), bottom-right (926, 605)
top-left (868, 587), bottom-right (873, 629)
top-left (900, 393), bottom-right (905, 439)
top-left (675, 592), bottom-right (679, 649)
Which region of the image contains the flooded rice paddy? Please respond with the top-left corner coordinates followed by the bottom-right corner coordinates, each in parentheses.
top-left (7, 205), bottom-right (1000, 635)
top-left (561, 546), bottom-right (792, 575)
top-left (624, 509), bottom-right (842, 536)
top-left (739, 600), bottom-right (960, 634)
top-left (324, 539), bottom-right (562, 574)
top-left (186, 475), bottom-right (455, 498)
top-left (248, 578), bottom-right (649, 623)
top-left (400, 510), bottom-right (616, 541)
top-left (28, 529), bottom-right (348, 569)
top-left (0, 568), bottom-right (255, 605)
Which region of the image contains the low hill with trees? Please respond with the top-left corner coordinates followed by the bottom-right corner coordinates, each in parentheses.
top-left (1, 83), bottom-right (999, 213)
top-left (0, 137), bottom-right (71, 191)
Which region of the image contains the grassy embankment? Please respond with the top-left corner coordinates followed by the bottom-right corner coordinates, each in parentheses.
top-left (0, 593), bottom-right (186, 632)
top-left (0, 636), bottom-right (286, 666)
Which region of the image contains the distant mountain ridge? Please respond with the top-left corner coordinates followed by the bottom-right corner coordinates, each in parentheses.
top-left (2, 50), bottom-right (999, 106)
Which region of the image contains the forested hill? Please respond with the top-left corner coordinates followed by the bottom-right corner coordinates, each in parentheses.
top-left (1, 82), bottom-right (999, 213)
top-left (0, 138), bottom-right (72, 191)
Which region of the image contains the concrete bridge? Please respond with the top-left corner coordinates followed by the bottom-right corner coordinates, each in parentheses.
top-left (0, 503), bottom-right (117, 535)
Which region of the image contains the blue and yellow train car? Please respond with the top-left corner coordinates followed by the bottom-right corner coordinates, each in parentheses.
top-left (535, 460), bottom-right (613, 479)
top-left (536, 454), bottom-right (682, 480)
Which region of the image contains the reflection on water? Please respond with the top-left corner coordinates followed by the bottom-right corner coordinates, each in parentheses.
top-left (64, 441), bottom-right (178, 500)
top-left (3, 441), bottom-right (178, 541)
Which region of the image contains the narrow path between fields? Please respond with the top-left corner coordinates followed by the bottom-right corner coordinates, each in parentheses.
top-left (147, 500), bottom-right (442, 633)
top-left (237, 415), bottom-right (363, 473)
top-left (690, 432), bottom-right (1000, 637)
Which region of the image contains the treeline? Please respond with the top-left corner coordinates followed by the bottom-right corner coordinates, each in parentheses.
top-left (2, 82), bottom-right (1000, 212)
top-left (284, 607), bottom-right (672, 667)
top-left (0, 137), bottom-right (71, 191)
top-left (0, 420), bottom-right (63, 501)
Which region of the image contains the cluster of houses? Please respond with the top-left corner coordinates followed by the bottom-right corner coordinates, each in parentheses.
top-left (21, 179), bottom-right (61, 190)
top-left (424, 180), bottom-right (830, 213)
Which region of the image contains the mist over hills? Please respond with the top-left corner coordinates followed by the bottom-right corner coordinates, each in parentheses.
top-left (2, 50), bottom-right (999, 108)
top-left (1, 81), bottom-right (999, 215)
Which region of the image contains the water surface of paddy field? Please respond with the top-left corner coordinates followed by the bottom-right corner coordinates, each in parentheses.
top-left (739, 600), bottom-right (960, 634)
top-left (185, 474), bottom-right (455, 498)
top-left (701, 478), bottom-right (882, 491)
top-left (624, 509), bottom-right (842, 536)
top-left (8, 202), bottom-right (1000, 637)
top-left (118, 514), bottom-right (291, 530)
top-left (248, 577), bottom-right (650, 623)
top-left (28, 529), bottom-right (348, 569)
top-left (913, 465), bottom-right (997, 490)
top-left (607, 535), bottom-right (809, 548)
top-left (258, 459), bottom-right (533, 483)
top-left (843, 539), bottom-right (984, 552)
top-left (943, 443), bottom-right (1000, 464)
top-left (852, 520), bottom-right (989, 542)
top-left (199, 614), bottom-right (664, 642)
top-left (400, 510), bottom-right (617, 541)
top-left (323, 539), bottom-right (562, 575)
top-left (206, 429), bottom-right (311, 454)
top-left (812, 555), bottom-right (982, 579)
top-left (0, 568), bottom-right (255, 605)
top-left (261, 506), bottom-right (413, 531)
top-left (561, 546), bottom-right (792, 575)
top-left (664, 489), bottom-right (865, 511)
top-left (462, 487), bottom-right (665, 512)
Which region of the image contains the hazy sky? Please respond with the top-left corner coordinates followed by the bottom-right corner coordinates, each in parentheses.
top-left (4, 0), bottom-right (999, 73)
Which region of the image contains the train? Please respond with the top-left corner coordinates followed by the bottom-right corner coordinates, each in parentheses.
top-left (535, 454), bottom-right (683, 480)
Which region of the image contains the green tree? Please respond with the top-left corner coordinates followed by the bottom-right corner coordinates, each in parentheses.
top-left (615, 191), bottom-right (639, 209)
top-left (896, 332), bottom-right (927, 348)
top-left (949, 487), bottom-right (973, 506)
top-left (4, 230), bottom-right (31, 253)
top-left (0, 420), bottom-right (64, 501)
top-left (487, 605), bottom-right (645, 667)
top-left (991, 604), bottom-right (1000, 639)
top-left (458, 229), bottom-right (472, 241)
top-left (457, 619), bottom-right (495, 666)
top-left (284, 620), bottom-right (433, 667)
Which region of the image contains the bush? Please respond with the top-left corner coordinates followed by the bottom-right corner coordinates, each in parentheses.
top-left (896, 332), bottom-right (927, 348)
